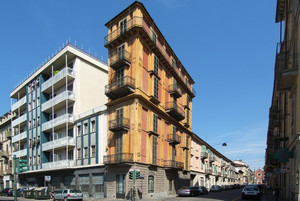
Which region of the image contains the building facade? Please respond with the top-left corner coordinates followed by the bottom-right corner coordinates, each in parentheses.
top-left (0, 111), bottom-right (14, 190)
top-left (254, 169), bottom-right (264, 184)
top-left (10, 43), bottom-right (108, 198)
top-left (233, 160), bottom-right (252, 185)
top-left (265, 0), bottom-right (300, 200)
top-left (103, 2), bottom-right (196, 199)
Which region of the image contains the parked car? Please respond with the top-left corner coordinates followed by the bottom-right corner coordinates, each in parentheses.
top-left (53, 189), bottom-right (83, 201)
top-left (256, 184), bottom-right (264, 194)
top-left (242, 186), bottom-right (261, 200)
top-left (198, 186), bottom-right (208, 195)
top-left (177, 186), bottom-right (199, 197)
top-left (210, 185), bottom-right (222, 192)
top-left (0, 188), bottom-right (13, 196)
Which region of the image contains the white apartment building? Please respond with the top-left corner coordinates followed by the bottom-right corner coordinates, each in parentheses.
top-left (10, 43), bottom-right (108, 198)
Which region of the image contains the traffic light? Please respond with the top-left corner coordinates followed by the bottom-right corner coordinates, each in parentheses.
top-left (17, 159), bottom-right (28, 173)
top-left (136, 171), bottom-right (140, 179)
top-left (129, 171), bottom-right (133, 179)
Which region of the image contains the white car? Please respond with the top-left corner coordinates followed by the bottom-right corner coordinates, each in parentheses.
top-left (242, 186), bottom-right (261, 200)
top-left (53, 189), bottom-right (83, 201)
top-left (210, 185), bottom-right (222, 192)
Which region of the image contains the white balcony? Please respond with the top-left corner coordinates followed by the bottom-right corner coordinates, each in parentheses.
top-left (41, 67), bottom-right (75, 92)
top-left (12, 131), bottom-right (27, 143)
top-left (11, 96), bottom-right (27, 112)
top-left (12, 114), bottom-right (27, 127)
top-left (42, 114), bottom-right (75, 131)
top-left (42, 91), bottom-right (75, 112)
top-left (12, 149), bottom-right (27, 158)
top-left (42, 159), bottom-right (75, 170)
top-left (42, 136), bottom-right (75, 151)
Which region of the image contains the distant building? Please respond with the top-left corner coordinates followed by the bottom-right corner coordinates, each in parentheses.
top-left (254, 169), bottom-right (264, 184)
top-left (233, 160), bottom-right (252, 185)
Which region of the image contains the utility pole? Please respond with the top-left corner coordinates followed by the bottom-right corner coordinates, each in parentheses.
top-left (13, 155), bottom-right (17, 201)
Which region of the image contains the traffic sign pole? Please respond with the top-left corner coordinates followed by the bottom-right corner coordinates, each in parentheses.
top-left (13, 155), bottom-right (17, 201)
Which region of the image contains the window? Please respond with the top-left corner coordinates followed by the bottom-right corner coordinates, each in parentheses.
top-left (68, 129), bottom-right (73, 137)
top-left (37, 116), bottom-right (40, 126)
top-left (84, 123), bottom-right (88, 134)
top-left (152, 136), bottom-right (157, 164)
top-left (117, 44), bottom-right (125, 60)
top-left (116, 108), bottom-right (124, 126)
top-left (37, 97), bottom-right (40, 106)
top-left (91, 145), bottom-right (96, 157)
top-left (172, 59), bottom-right (176, 69)
top-left (148, 176), bottom-right (154, 193)
top-left (120, 18), bottom-right (127, 35)
top-left (84, 147), bottom-right (88, 158)
top-left (152, 30), bottom-right (157, 44)
top-left (68, 150), bottom-right (73, 160)
top-left (33, 118), bottom-right (36, 128)
top-left (32, 99), bottom-right (35, 109)
top-left (153, 113), bottom-right (158, 134)
top-left (186, 95), bottom-right (190, 107)
top-left (77, 149), bottom-right (81, 159)
top-left (154, 55), bottom-right (159, 75)
top-left (153, 77), bottom-right (158, 100)
top-left (116, 131), bottom-right (123, 154)
top-left (77, 125), bottom-right (81, 136)
top-left (186, 109), bottom-right (189, 125)
top-left (185, 77), bottom-right (189, 86)
top-left (91, 120), bottom-right (96, 133)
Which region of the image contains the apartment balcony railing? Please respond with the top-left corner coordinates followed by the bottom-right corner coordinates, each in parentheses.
top-left (104, 16), bottom-right (195, 98)
top-left (12, 114), bottom-right (27, 127)
top-left (42, 136), bottom-right (75, 151)
top-left (221, 162), bottom-right (226, 167)
top-left (41, 67), bottom-right (75, 92)
top-left (217, 172), bottom-right (221, 176)
top-left (165, 101), bottom-right (185, 121)
top-left (205, 169), bottom-right (213, 175)
top-left (168, 84), bottom-right (182, 98)
top-left (209, 155), bottom-right (216, 163)
top-left (166, 134), bottom-right (181, 144)
top-left (103, 153), bottom-right (133, 164)
top-left (109, 50), bottom-right (131, 70)
top-left (12, 131), bottom-right (27, 143)
top-left (201, 152), bottom-right (208, 159)
top-left (0, 151), bottom-right (9, 158)
top-left (11, 96), bottom-right (26, 112)
top-left (108, 118), bottom-right (130, 132)
top-left (42, 159), bottom-right (75, 170)
top-left (164, 160), bottom-right (184, 169)
top-left (42, 91), bottom-right (75, 112)
top-left (42, 114), bottom-right (75, 132)
top-left (12, 149), bottom-right (27, 158)
top-left (105, 76), bottom-right (135, 100)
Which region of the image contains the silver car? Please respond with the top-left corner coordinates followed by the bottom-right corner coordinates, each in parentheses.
top-left (53, 189), bottom-right (83, 201)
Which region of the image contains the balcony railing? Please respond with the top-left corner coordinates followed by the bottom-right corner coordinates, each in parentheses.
top-left (42, 114), bottom-right (75, 131)
top-left (12, 149), bottom-right (27, 158)
top-left (209, 155), bottom-right (216, 162)
top-left (11, 96), bottom-right (26, 112)
top-left (42, 136), bottom-right (75, 151)
top-left (12, 114), bottom-right (27, 127)
top-left (205, 169), bottom-right (213, 174)
top-left (42, 91), bottom-right (75, 112)
top-left (12, 131), bottom-right (27, 143)
top-left (105, 76), bottom-right (135, 100)
top-left (104, 16), bottom-right (195, 97)
top-left (42, 160), bottom-right (75, 170)
top-left (108, 118), bottom-right (130, 132)
top-left (201, 152), bottom-right (208, 159)
top-left (103, 153), bottom-right (133, 164)
top-left (164, 160), bottom-right (184, 169)
top-left (166, 134), bottom-right (181, 144)
top-left (0, 151), bottom-right (9, 158)
top-left (165, 101), bottom-right (185, 121)
top-left (168, 84), bottom-right (182, 98)
top-left (41, 67), bottom-right (74, 92)
top-left (109, 50), bottom-right (131, 70)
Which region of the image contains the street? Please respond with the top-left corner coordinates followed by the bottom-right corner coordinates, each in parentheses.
top-left (0, 188), bottom-right (283, 201)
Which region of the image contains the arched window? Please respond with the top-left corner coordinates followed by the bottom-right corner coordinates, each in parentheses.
top-left (148, 175), bottom-right (154, 193)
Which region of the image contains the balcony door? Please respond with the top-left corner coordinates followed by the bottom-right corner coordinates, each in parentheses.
top-left (116, 68), bottom-right (124, 88)
top-left (120, 19), bottom-right (127, 35)
top-left (116, 108), bottom-right (123, 127)
top-left (118, 44), bottom-right (125, 60)
top-left (115, 131), bottom-right (123, 162)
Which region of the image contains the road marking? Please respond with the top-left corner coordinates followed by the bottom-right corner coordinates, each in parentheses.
top-left (232, 195), bottom-right (241, 201)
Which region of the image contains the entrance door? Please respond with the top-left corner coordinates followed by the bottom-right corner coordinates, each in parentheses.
top-left (116, 174), bottom-right (126, 198)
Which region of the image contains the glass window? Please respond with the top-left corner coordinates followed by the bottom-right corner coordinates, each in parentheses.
top-left (77, 125), bottom-right (81, 136)
top-left (153, 113), bottom-right (157, 133)
top-left (91, 145), bottom-right (96, 157)
top-left (148, 176), bottom-right (154, 193)
top-left (91, 120), bottom-right (96, 133)
top-left (154, 55), bottom-right (159, 75)
top-left (154, 77), bottom-right (158, 100)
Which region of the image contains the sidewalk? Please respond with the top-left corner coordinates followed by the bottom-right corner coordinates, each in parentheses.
top-left (261, 189), bottom-right (287, 201)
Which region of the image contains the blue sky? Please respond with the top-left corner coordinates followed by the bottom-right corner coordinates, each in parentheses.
top-left (0, 0), bottom-right (278, 170)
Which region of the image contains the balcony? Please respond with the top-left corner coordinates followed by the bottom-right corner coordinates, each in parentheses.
top-left (205, 169), bottom-right (213, 175)
top-left (42, 91), bottom-right (75, 112)
top-left (109, 50), bottom-right (131, 70)
top-left (168, 84), bottom-right (182, 98)
top-left (41, 67), bottom-right (75, 93)
top-left (109, 118), bottom-right (130, 132)
top-left (12, 131), bottom-right (27, 143)
top-left (12, 149), bottom-right (27, 158)
top-left (201, 152), bottom-right (208, 159)
top-left (165, 101), bottom-right (185, 121)
top-left (209, 155), bottom-right (216, 163)
top-left (105, 76), bottom-right (135, 100)
top-left (11, 96), bottom-right (26, 112)
top-left (42, 114), bottom-right (75, 132)
top-left (164, 160), bottom-right (184, 169)
top-left (103, 153), bottom-right (133, 164)
top-left (217, 172), bottom-right (221, 176)
top-left (166, 134), bottom-right (181, 144)
top-left (0, 151), bottom-right (9, 158)
top-left (42, 136), bottom-right (75, 151)
top-left (104, 17), bottom-right (195, 98)
top-left (12, 114), bottom-right (27, 128)
top-left (276, 52), bottom-right (298, 91)
top-left (42, 159), bottom-right (75, 170)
